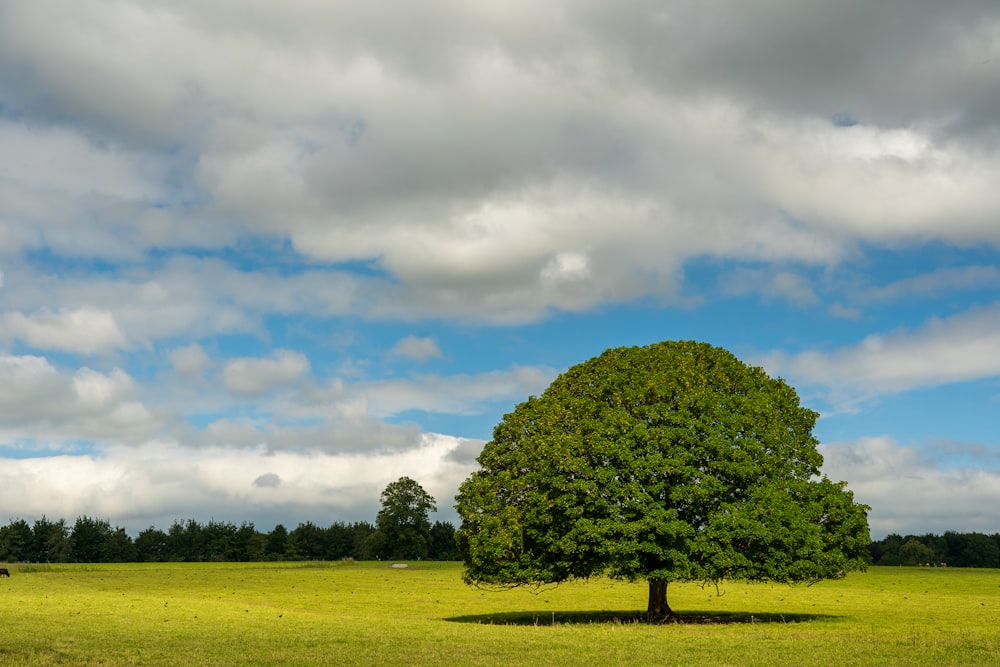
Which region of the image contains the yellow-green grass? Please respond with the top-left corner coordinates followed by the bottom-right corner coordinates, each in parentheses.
top-left (0, 561), bottom-right (997, 666)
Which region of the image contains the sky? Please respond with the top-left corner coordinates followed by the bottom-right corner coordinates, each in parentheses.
top-left (1, 1), bottom-right (998, 540)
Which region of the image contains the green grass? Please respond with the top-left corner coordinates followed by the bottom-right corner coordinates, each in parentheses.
top-left (0, 562), bottom-right (997, 666)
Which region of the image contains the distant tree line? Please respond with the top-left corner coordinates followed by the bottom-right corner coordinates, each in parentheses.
top-left (0, 478), bottom-right (458, 564)
top-left (3, 517), bottom-right (1000, 568)
top-left (0, 516), bottom-right (459, 564)
top-left (868, 532), bottom-right (1000, 568)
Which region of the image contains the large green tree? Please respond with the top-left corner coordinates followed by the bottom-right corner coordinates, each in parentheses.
top-left (455, 341), bottom-right (871, 622)
top-left (373, 477), bottom-right (437, 560)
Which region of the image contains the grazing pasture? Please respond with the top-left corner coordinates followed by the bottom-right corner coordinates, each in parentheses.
top-left (0, 562), bottom-right (996, 666)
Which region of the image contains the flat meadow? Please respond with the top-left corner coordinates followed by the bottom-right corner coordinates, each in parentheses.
top-left (0, 561), bottom-right (997, 666)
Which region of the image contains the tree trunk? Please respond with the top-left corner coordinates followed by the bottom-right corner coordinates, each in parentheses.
top-left (647, 578), bottom-right (675, 623)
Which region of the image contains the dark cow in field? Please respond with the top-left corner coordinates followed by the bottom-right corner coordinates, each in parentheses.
top-left (0, 568), bottom-right (9, 577)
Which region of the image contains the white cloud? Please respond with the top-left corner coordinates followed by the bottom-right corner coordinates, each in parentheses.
top-left (748, 120), bottom-right (1000, 242)
top-left (199, 415), bottom-right (423, 456)
top-left (860, 265), bottom-right (1000, 302)
top-left (541, 252), bottom-right (591, 284)
top-left (0, 307), bottom-right (127, 354)
top-left (266, 365), bottom-right (554, 424)
top-left (2, 1), bottom-right (999, 322)
top-left (827, 303), bottom-right (862, 320)
top-left (332, 365), bottom-right (555, 418)
top-left (762, 304), bottom-right (1000, 408)
top-left (72, 367), bottom-right (136, 409)
top-left (820, 436), bottom-right (1000, 538)
top-left (0, 120), bottom-right (160, 199)
top-left (221, 349), bottom-right (311, 395)
top-left (719, 268), bottom-right (820, 306)
top-left (169, 343), bottom-right (212, 377)
top-left (390, 335), bottom-right (443, 362)
top-left (0, 355), bottom-right (71, 423)
top-left (0, 433), bottom-right (481, 532)
top-left (0, 354), bottom-right (160, 443)
top-left (0, 257), bottom-right (365, 351)
top-left (157, 364), bottom-right (555, 456)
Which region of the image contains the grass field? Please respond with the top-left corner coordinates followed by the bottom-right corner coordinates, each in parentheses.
top-left (0, 561), bottom-right (997, 666)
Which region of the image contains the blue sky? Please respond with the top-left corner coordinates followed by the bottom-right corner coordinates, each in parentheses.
top-left (1, 1), bottom-right (999, 539)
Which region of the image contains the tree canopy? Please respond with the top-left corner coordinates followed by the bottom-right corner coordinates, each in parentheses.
top-left (455, 341), bottom-right (871, 621)
top-left (373, 476), bottom-right (437, 560)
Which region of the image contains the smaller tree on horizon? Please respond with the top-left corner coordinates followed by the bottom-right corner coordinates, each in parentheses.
top-left (135, 526), bottom-right (169, 562)
top-left (0, 519), bottom-right (34, 562)
top-left (898, 538), bottom-right (937, 566)
top-left (265, 524), bottom-right (289, 560)
top-left (373, 477), bottom-right (437, 560)
top-left (69, 516), bottom-right (113, 563)
top-left (32, 516), bottom-right (70, 563)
